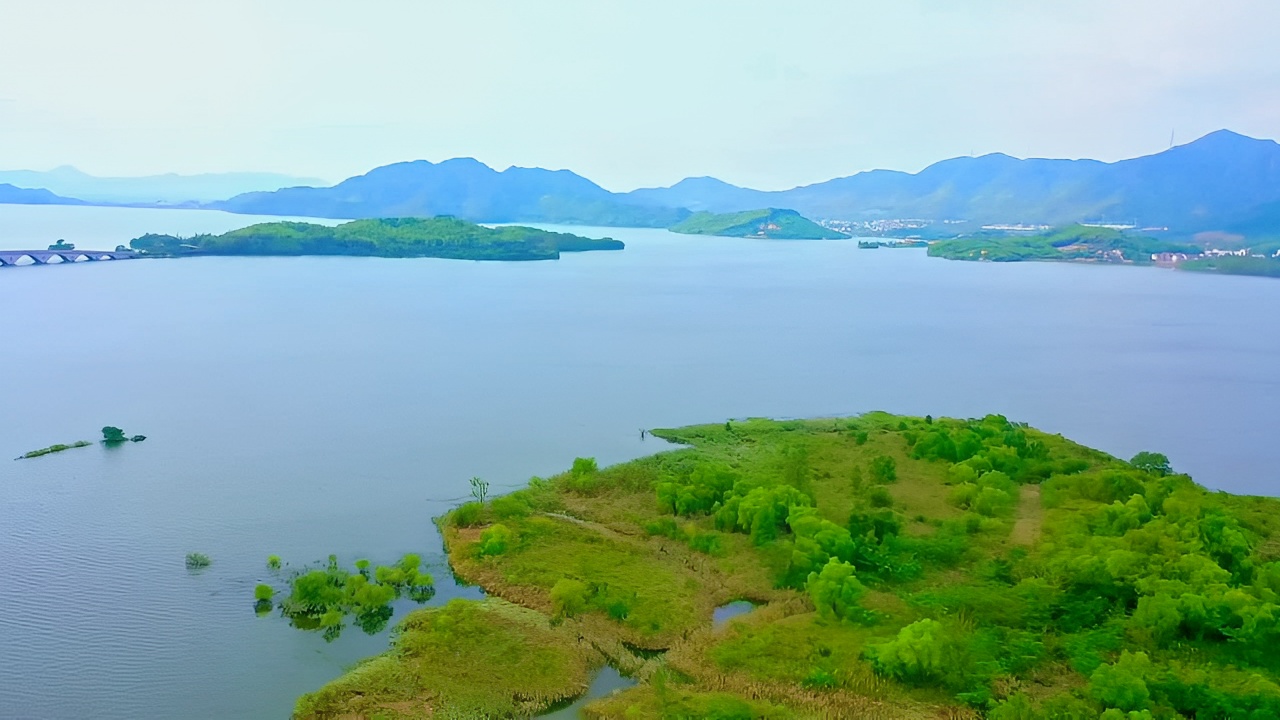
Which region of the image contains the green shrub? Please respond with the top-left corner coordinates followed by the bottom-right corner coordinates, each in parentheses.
top-left (806, 559), bottom-right (873, 624)
top-left (644, 516), bottom-right (683, 539)
top-left (452, 501), bottom-right (485, 527)
top-left (688, 531), bottom-right (725, 556)
top-left (866, 618), bottom-right (947, 682)
top-left (1089, 650), bottom-right (1153, 711)
top-left (477, 524), bottom-right (514, 557)
top-left (267, 554), bottom-right (282, 570)
top-left (490, 494), bottom-right (531, 520)
top-left (868, 486), bottom-right (894, 508)
top-left (550, 578), bottom-right (589, 619)
top-left (254, 583), bottom-right (275, 602)
top-left (561, 457), bottom-right (603, 494)
top-left (185, 552), bottom-right (212, 569)
top-left (869, 455), bottom-right (897, 483)
top-left (801, 667), bottom-right (839, 689)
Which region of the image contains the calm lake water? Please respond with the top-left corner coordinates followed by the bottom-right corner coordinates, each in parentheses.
top-left (2, 204), bottom-right (1279, 719)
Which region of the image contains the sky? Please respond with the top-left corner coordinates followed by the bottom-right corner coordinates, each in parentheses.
top-left (1, 0), bottom-right (1278, 191)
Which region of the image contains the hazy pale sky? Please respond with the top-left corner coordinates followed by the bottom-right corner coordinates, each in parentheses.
top-left (2, 0), bottom-right (1278, 190)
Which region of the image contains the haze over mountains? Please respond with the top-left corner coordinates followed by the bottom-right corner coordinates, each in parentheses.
top-left (619, 130), bottom-right (1280, 233)
top-left (0, 183), bottom-right (86, 206)
top-left (215, 158), bottom-right (688, 228)
top-left (209, 130), bottom-right (1280, 236)
top-left (3, 130), bottom-right (1279, 238)
top-left (0, 167), bottom-right (324, 204)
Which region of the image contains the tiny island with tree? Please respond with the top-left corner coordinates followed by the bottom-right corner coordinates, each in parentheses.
top-left (15, 425), bottom-right (146, 460)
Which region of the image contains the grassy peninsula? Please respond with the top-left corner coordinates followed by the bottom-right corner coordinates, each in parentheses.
top-left (928, 225), bottom-right (1197, 264)
top-left (129, 217), bottom-right (624, 261)
top-left (1180, 255), bottom-right (1280, 278)
top-left (670, 209), bottom-right (848, 240)
top-left (298, 414), bottom-right (1280, 719)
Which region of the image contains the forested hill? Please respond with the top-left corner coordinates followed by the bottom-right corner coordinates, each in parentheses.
top-left (927, 225), bottom-right (1198, 264)
top-left (670, 208), bottom-right (847, 239)
top-left (0, 183), bottom-right (86, 206)
top-left (623, 130), bottom-right (1280, 235)
top-left (212, 158), bottom-right (690, 229)
top-left (129, 217), bottom-right (624, 261)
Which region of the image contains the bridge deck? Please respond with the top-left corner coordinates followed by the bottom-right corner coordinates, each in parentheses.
top-left (0, 250), bottom-right (139, 267)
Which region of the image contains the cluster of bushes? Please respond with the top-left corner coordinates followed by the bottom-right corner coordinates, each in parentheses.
top-left (549, 577), bottom-right (637, 622)
top-left (262, 553), bottom-right (434, 640)
top-left (986, 650), bottom-right (1280, 719)
top-left (643, 516), bottom-right (727, 556)
top-left (947, 467), bottom-right (1019, 517)
top-left (862, 434), bottom-right (1280, 716)
top-left (449, 474), bottom-right (566, 528)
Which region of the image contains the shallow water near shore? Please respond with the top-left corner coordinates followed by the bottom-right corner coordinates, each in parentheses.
top-left (3, 205), bottom-right (1280, 718)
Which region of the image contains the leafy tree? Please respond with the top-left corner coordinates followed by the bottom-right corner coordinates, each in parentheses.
top-left (102, 426), bottom-right (127, 443)
top-left (806, 558), bottom-right (873, 624)
top-left (267, 555), bottom-right (282, 570)
top-left (254, 584), bottom-right (275, 602)
top-left (185, 552), bottom-right (211, 569)
top-left (866, 618), bottom-right (948, 682)
top-left (1129, 452), bottom-right (1172, 476)
top-left (1089, 650), bottom-right (1153, 712)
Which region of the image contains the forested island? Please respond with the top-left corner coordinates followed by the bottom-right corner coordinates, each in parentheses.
top-left (927, 225), bottom-right (1197, 264)
top-left (129, 217), bottom-right (624, 261)
top-left (670, 209), bottom-right (848, 240)
top-left (296, 414), bottom-right (1280, 719)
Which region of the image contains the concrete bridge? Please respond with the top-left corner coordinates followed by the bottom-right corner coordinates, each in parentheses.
top-left (0, 249), bottom-right (140, 267)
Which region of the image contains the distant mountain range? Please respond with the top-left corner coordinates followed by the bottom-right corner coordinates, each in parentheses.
top-left (214, 158), bottom-right (689, 228)
top-left (0, 166), bottom-right (324, 204)
top-left (0, 183), bottom-right (84, 206)
top-left (208, 130), bottom-right (1280, 236)
top-left (4, 130), bottom-right (1279, 237)
top-left (621, 130), bottom-right (1280, 234)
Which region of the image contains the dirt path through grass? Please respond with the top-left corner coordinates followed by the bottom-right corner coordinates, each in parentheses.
top-left (1011, 484), bottom-right (1043, 545)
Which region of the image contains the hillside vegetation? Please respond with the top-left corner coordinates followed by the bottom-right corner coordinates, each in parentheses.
top-left (129, 217), bottom-right (623, 261)
top-left (929, 225), bottom-right (1197, 264)
top-left (1180, 255), bottom-right (1280, 278)
top-left (670, 209), bottom-right (847, 240)
top-left (297, 414), bottom-right (1280, 719)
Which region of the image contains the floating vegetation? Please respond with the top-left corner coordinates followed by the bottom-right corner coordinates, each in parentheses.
top-left (15, 440), bottom-right (92, 460)
top-left (257, 553), bottom-right (435, 641)
top-left (185, 552), bottom-right (212, 570)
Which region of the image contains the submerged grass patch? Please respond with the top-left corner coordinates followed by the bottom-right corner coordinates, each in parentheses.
top-left (294, 598), bottom-right (599, 719)
top-left (16, 440), bottom-right (91, 460)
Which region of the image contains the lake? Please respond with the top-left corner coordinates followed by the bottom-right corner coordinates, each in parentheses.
top-left (2, 204), bottom-right (1278, 719)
